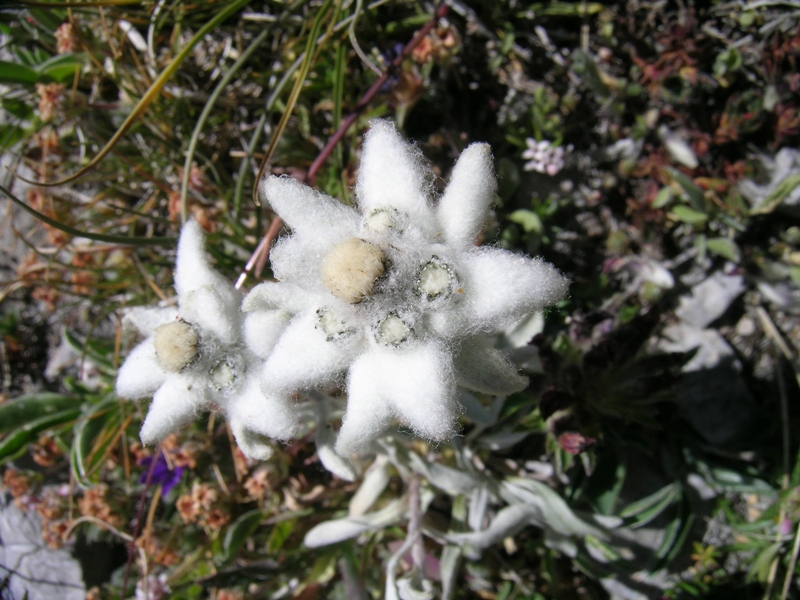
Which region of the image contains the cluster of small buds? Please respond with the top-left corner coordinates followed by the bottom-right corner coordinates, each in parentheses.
top-left (55, 22), bottom-right (77, 54)
top-left (116, 120), bottom-right (569, 479)
top-left (78, 483), bottom-right (121, 527)
top-left (35, 83), bottom-right (64, 122)
top-left (522, 138), bottom-right (568, 175)
top-left (176, 481), bottom-right (229, 530)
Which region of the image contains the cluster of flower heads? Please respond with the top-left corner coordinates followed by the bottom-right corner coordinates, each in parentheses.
top-left (522, 138), bottom-right (568, 175)
top-left (116, 121), bottom-right (569, 478)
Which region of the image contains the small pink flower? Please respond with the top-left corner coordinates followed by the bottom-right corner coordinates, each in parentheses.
top-left (558, 432), bottom-right (596, 455)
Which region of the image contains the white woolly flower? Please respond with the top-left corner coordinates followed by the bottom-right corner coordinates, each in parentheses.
top-left (245, 120), bottom-right (569, 457)
top-left (116, 220), bottom-right (297, 458)
top-left (522, 138), bottom-right (566, 175)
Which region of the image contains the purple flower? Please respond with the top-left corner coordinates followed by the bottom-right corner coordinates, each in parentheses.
top-left (139, 453), bottom-right (183, 496)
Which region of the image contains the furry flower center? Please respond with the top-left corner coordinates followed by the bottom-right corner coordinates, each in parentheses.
top-left (376, 314), bottom-right (412, 346)
top-left (321, 237), bottom-right (386, 303)
top-left (416, 256), bottom-right (458, 300)
top-left (153, 320), bottom-right (199, 372)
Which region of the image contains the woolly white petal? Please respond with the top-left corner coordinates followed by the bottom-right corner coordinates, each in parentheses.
top-left (229, 421), bottom-right (274, 460)
top-left (242, 281), bottom-right (311, 313)
top-left (336, 342), bottom-right (459, 456)
top-left (180, 285), bottom-right (240, 346)
top-left (458, 247), bottom-right (569, 333)
top-left (140, 375), bottom-right (205, 445)
top-left (262, 309), bottom-right (363, 395)
top-left (116, 339), bottom-right (167, 399)
top-left (243, 310), bottom-right (292, 359)
top-left (437, 143), bottom-right (496, 247)
top-left (227, 375), bottom-right (298, 442)
top-left (262, 176), bottom-right (360, 239)
top-left (356, 120), bottom-right (435, 229)
top-left (122, 306), bottom-right (177, 338)
top-left (174, 220), bottom-right (235, 300)
top-left (335, 374), bottom-right (394, 457)
top-left (453, 338), bottom-right (528, 396)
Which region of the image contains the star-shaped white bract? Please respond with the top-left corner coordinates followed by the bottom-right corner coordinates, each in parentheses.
top-left (116, 220), bottom-right (298, 457)
top-left (245, 120), bottom-right (569, 457)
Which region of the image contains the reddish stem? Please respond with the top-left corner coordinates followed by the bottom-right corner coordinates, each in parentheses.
top-left (306, 3), bottom-right (449, 185)
top-left (121, 442), bottom-right (163, 595)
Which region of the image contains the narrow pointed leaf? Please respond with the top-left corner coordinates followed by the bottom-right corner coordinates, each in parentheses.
top-left (0, 393), bottom-right (77, 435)
top-left (0, 183), bottom-right (175, 245)
top-left (222, 509), bottom-right (266, 562)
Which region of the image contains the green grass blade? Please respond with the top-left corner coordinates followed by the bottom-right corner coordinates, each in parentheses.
top-left (180, 28), bottom-right (271, 223)
top-left (0, 183), bottom-right (176, 245)
top-left (252, 0), bottom-right (335, 204)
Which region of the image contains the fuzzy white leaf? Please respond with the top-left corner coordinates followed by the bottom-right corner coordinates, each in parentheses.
top-left (468, 485), bottom-right (489, 532)
top-left (316, 419), bottom-right (357, 482)
top-left (498, 311), bottom-right (545, 348)
top-left (501, 478), bottom-right (607, 540)
top-left (445, 504), bottom-right (537, 548)
top-left (407, 452), bottom-right (478, 496)
top-left (349, 456), bottom-right (391, 516)
top-left (303, 499), bottom-right (406, 548)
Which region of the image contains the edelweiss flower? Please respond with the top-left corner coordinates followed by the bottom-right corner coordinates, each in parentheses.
top-left (522, 138), bottom-right (566, 175)
top-left (116, 220), bottom-right (297, 458)
top-left (246, 121), bottom-right (568, 456)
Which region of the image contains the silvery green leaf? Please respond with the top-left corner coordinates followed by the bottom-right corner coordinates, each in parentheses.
top-left (396, 577), bottom-right (435, 600)
top-left (459, 392), bottom-right (496, 426)
top-left (385, 536), bottom-right (415, 600)
top-left (706, 237), bottom-right (741, 262)
top-left (303, 499), bottom-right (406, 548)
top-left (665, 167), bottom-right (705, 210)
top-left (544, 530), bottom-right (579, 558)
top-left (408, 453), bottom-right (478, 495)
top-left (315, 420), bottom-right (356, 482)
top-left (659, 125), bottom-right (698, 169)
top-left (477, 429), bottom-right (530, 450)
top-left (508, 346), bottom-right (544, 374)
top-left (579, 511), bottom-right (623, 529)
top-left (468, 486), bottom-right (489, 532)
top-left (498, 311), bottom-right (544, 348)
top-left (349, 456), bottom-right (391, 516)
top-left (317, 438), bottom-right (357, 482)
top-left (440, 545), bottom-right (462, 600)
top-left (445, 504), bottom-right (537, 548)
top-left (502, 478), bottom-right (607, 539)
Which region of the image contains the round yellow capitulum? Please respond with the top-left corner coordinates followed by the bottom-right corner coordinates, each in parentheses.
top-left (153, 320), bottom-right (199, 372)
top-left (321, 237), bottom-right (386, 304)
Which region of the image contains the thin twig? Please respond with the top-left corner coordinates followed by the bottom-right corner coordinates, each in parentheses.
top-left (408, 474), bottom-right (425, 585)
top-left (121, 442), bottom-right (163, 595)
top-left (235, 216), bottom-right (283, 289)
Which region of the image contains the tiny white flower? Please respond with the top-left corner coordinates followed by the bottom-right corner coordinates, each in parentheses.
top-left (246, 121), bottom-right (569, 458)
top-left (522, 138), bottom-right (566, 175)
top-left (116, 220), bottom-right (297, 456)
top-left (135, 573), bottom-right (170, 600)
